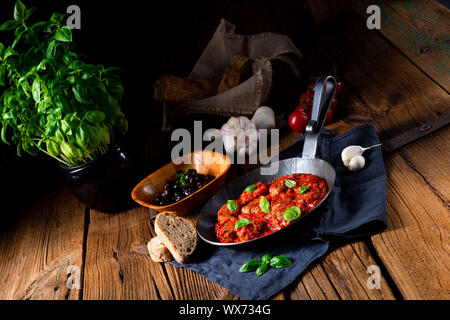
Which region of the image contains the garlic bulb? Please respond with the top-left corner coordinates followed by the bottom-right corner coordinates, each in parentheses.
top-left (221, 116), bottom-right (259, 155)
top-left (341, 143), bottom-right (382, 171)
top-left (251, 106), bottom-right (276, 129)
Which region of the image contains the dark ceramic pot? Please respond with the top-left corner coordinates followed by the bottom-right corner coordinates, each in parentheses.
top-left (59, 140), bottom-right (137, 213)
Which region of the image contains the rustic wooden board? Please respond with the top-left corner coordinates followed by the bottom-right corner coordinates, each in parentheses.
top-left (302, 12), bottom-right (449, 144)
top-left (0, 187), bottom-right (85, 300)
top-left (286, 241), bottom-right (396, 300)
top-left (83, 206), bottom-right (164, 299)
top-left (354, 0), bottom-right (450, 92)
top-left (371, 126), bottom-right (450, 299)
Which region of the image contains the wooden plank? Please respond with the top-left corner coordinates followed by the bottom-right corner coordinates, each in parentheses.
top-left (0, 187), bottom-right (85, 300)
top-left (370, 126), bottom-right (450, 299)
top-left (354, 0), bottom-right (450, 91)
top-left (83, 207), bottom-right (163, 299)
top-left (302, 12), bottom-right (449, 144)
top-left (287, 241), bottom-right (396, 300)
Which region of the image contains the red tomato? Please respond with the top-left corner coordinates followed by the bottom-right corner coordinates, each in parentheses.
top-left (295, 103), bottom-right (310, 113)
top-left (324, 108), bottom-right (334, 125)
top-left (298, 91), bottom-right (314, 105)
top-left (289, 110), bottom-right (309, 132)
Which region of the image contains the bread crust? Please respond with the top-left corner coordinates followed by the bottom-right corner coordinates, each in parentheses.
top-left (147, 236), bottom-right (173, 262)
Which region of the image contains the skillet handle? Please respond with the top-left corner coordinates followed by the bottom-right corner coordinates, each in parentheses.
top-left (301, 76), bottom-right (336, 159)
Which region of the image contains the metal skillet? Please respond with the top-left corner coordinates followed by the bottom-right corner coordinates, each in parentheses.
top-left (197, 76), bottom-right (337, 246)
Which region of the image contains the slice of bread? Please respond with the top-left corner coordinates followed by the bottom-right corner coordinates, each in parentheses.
top-left (147, 236), bottom-right (173, 262)
top-left (154, 212), bottom-right (198, 264)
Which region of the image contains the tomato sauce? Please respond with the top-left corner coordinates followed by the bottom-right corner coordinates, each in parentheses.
top-left (215, 174), bottom-right (328, 243)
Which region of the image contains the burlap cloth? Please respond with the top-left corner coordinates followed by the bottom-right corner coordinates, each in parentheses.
top-left (168, 19), bottom-right (302, 121)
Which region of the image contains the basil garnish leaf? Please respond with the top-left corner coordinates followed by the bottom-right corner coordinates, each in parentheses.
top-left (235, 218), bottom-right (252, 230)
top-left (256, 262), bottom-right (269, 276)
top-left (283, 206), bottom-right (301, 222)
top-left (244, 184), bottom-right (257, 192)
top-left (269, 255), bottom-right (292, 268)
top-left (227, 200), bottom-right (237, 211)
top-left (239, 259), bottom-right (262, 272)
top-left (284, 179), bottom-right (296, 188)
top-left (259, 196), bottom-right (271, 213)
top-left (262, 254), bottom-right (272, 263)
top-left (300, 185), bottom-right (309, 194)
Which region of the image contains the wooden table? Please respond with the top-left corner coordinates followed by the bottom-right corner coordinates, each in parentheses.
top-left (0, 0), bottom-right (448, 300)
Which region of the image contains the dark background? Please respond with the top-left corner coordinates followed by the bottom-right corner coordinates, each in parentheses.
top-left (0, 0), bottom-right (325, 219)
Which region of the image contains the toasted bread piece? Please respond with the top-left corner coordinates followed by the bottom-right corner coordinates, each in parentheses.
top-left (217, 68), bottom-right (241, 94)
top-left (231, 55), bottom-right (252, 79)
top-left (154, 212), bottom-right (198, 264)
top-left (153, 75), bottom-right (215, 103)
top-left (147, 236), bottom-right (173, 262)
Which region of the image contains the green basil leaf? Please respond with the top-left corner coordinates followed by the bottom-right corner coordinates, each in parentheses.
top-left (244, 184), bottom-right (257, 192)
top-left (269, 255), bottom-right (292, 268)
top-left (46, 40), bottom-right (57, 59)
top-left (1, 123), bottom-right (10, 145)
top-left (85, 110), bottom-right (105, 122)
top-left (262, 254), bottom-right (272, 264)
top-left (72, 84), bottom-right (87, 103)
top-left (283, 206), bottom-right (301, 222)
top-left (0, 65), bottom-right (5, 87)
top-left (75, 125), bottom-right (89, 148)
top-left (32, 78), bottom-right (40, 103)
top-left (0, 20), bottom-right (19, 31)
top-left (239, 259), bottom-right (262, 272)
top-left (36, 59), bottom-right (49, 71)
top-left (14, 0), bottom-right (27, 22)
top-left (234, 218), bottom-right (252, 230)
top-left (47, 140), bottom-right (61, 157)
top-left (54, 26), bottom-right (72, 42)
top-left (256, 262), bottom-right (269, 276)
top-left (284, 179), bottom-right (296, 188)
top-left (60, 141), bottom-right (75, 158)
top-left (300, 185), bottom-right (309, 194)
top-left (61, 120), bottom-right (71, 134)
top-left (50, 13), bottom-right (65, 25)
top-left (227, 200), bottom-right (237, 212)
top-left (3, 47), bottom-right (18, 60)
top-left (259, 196), bottom-right (271, 213)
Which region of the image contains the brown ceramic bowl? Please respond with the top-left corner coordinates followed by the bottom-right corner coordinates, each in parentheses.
top-left (131, 150), bottom-right (231, 216)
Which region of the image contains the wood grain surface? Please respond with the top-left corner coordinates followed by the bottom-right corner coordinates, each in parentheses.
top-left (0, 188), bottom-right (85, 300)
top-left (373, 126), bottom-right (450, 299)
top-left (354, 0), bottom-right (450, 92)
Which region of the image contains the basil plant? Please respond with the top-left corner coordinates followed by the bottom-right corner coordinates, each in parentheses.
top-left (0, 1), bottom-right (128, 167)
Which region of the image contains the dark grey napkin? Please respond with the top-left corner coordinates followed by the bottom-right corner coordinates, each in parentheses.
top-left (170, 124), bottom-right (387, 300)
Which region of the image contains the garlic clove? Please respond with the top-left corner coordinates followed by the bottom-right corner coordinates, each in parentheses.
top-left (251, 106), bottom-right (276, 129)
top-left (341, 145), bottom-right (364, 166)
top-left (348, 155), bottom-right (365, 171)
